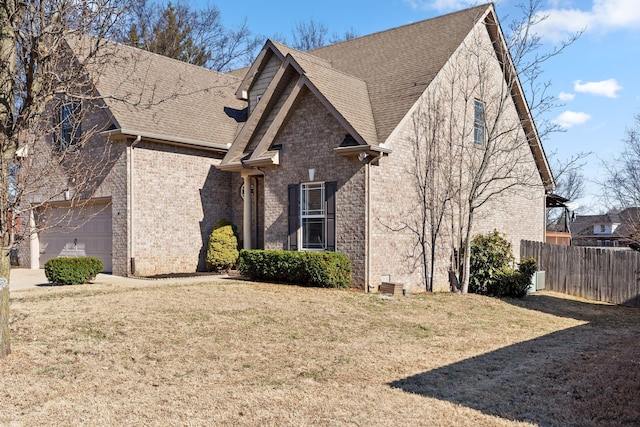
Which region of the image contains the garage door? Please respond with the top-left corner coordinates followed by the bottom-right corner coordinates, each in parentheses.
top-left (38, 202), bottom-right (112, 272)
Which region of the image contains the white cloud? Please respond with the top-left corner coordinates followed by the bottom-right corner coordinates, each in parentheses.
top-left (534, 0), bottom-right (640, 42)
top-left (554, 110), bottom-right (591, 128)
top-left (558, 92), bottom-right (575, 101)
top-left (574, 79), bottom-right (622, 98)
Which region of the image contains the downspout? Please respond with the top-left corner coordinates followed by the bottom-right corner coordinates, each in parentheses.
top-left (129, 135), bottom-right (141, 275)
top-left (365, 161), bottom-right (371, 292)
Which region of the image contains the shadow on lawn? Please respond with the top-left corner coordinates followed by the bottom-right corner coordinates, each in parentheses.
top-left (389, 294), bottom-right (640, 427)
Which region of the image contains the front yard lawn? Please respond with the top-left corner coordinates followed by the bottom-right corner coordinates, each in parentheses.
top-left (2, 279), bottom-right (638, 426)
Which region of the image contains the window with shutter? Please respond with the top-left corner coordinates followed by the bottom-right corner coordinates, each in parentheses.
top-left (288, 181), bottom-right (336, 251)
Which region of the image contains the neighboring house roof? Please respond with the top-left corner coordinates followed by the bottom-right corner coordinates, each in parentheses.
top-left (69, 36), bottom-right (246, 151)
top-left (570, 208), bottom-right (640, 242)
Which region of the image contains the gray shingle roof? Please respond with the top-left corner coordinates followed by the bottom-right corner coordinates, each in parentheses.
top-left (309, 4), bottom-right (490, 143)
top-left (290, 53), bottom-right (378, 145)
top-left (70, 36), bottom-right (245, 149)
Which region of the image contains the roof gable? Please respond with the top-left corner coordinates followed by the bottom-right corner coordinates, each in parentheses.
top-left (221, 47), bottom-right (378, 168)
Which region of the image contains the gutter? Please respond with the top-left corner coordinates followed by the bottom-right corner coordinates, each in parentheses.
top-left (101, 129), bottom-right (231, 153)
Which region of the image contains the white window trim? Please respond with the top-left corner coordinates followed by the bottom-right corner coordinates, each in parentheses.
top-left (473, 99), bottom-right (485, 146)
top-left (299, 181), bottom-right (326, 251)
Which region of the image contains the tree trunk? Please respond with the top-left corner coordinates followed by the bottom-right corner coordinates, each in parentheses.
top-left (461, 208), bottom-right (475, 294)
top-left (0, 248), bottom-right (10, 357)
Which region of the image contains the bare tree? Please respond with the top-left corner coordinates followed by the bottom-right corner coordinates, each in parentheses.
top-left (0, 0), bottom-right (136, 356)
top-left (506, 0), bottom-right (583, 141)
top-left (384, 96), bottom-right (453, 292)
top-left (603, 115), bottom-right (640, 209)
top-left (291, 18), bottom-right (329, 51)
top-left (289, 19), bottom-right (357, 51)
top-left (602, 114), bottom-right (640, 247)
top-left (330, 27), bottom-right (358, 44)
top-left (394, 2), bottom-right (581, 294)
top-left (546, 151), bottom-right (590, 227)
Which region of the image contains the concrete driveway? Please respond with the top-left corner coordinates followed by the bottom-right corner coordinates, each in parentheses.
top-left (9, 268), bottom-right (227, 291)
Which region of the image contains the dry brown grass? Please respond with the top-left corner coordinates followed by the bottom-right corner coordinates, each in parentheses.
top-left (2, 279), bottom-right (639, 426)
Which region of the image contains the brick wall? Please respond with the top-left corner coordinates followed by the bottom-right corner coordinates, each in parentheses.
top-left (259, 88), bottom-right (368, 288)
top-left (131, 141), bottom-right (232, 276)
top-left (369, 25), bottom-right (546, 293)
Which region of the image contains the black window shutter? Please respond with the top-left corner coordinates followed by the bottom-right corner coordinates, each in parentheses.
top-left (325, 181), bottom-right (337, 251)
top-left (288, 183), bottom-right (299, 250)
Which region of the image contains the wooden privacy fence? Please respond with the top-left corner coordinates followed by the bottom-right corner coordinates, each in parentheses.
top-left (521, 240), bottom-right (640, 307)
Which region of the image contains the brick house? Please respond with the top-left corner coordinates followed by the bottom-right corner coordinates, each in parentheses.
top-left (569, 208), bottom-right (640, 249)
top-left (21, 4), bottom-right (554, 292)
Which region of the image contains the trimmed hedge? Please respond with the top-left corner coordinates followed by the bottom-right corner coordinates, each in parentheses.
top-left (44, 257), bottom-right (104, 285)
top-left (238, 250), bottom-right (352, 288)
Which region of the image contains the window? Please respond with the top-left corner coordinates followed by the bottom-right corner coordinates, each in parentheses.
top-left (288, 181), bottom-right (336, 251)
top-left (57, 102), bottom-right (82, 150)
top-left (9, 159), bottom-right (19, 202)
top-left (600, 224), bottom-right (606, 233)
top-left (300, 183), bottom-right (325, 250)
top-left (474, 99), bottom-right (485, 146)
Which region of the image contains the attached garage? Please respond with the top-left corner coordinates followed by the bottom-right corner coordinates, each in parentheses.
top-left (37, 201), bottom-right (113, 272)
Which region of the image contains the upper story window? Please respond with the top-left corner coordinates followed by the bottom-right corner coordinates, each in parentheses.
top-left (473, 99), bottom-right (485, 146)
top-left (56, 101), bottom-right (82, 151)
top-left (300, 182), bottom-right (325, 250)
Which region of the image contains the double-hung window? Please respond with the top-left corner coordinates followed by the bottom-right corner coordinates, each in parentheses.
top-left (288, 181), bottom-right (336, 251)
top-left (473, 99), bottom-right (485, 146)
top-left (300, 182), bottom-right (325, 250)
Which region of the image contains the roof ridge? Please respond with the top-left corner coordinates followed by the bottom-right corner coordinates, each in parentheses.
top-left (310, 3), bottom-right (491, 53)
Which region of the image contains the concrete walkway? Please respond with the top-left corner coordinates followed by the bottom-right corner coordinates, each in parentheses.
top-left (9, 268), bottom-right (228, 292)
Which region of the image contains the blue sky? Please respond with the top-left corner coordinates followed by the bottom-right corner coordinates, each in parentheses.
top-left (191, 0), bottom-right (640, 213)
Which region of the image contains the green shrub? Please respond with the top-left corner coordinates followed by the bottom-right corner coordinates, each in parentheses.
top-left (44, 257), bottom-right (104, 285)
top-left (213, 218), bottom-right (241, 250)
top-left (469, 229), bottom-right (537, 298)
top-left (469, 230), bottom-right (514, 295)
top-left (238, 250), bottom-right (352, 288)
top-left (497, 257), bottom-right (537, 298)
top-left (206, 224), bottom-right (239, 272)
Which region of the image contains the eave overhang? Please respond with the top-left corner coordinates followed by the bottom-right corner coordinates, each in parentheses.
top-left (101, 128), bottom-right (230, 153)
top-left (333, 144), bottom-right (392, 158)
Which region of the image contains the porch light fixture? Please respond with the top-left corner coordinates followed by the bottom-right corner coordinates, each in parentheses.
top-left (308, 168), bottom-right (315, 181)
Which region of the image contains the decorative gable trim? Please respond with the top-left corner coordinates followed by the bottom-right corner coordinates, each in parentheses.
top-left (220, 52), bottom-right (385, 170)
top-left (235, 40), bottom-right (286, 100)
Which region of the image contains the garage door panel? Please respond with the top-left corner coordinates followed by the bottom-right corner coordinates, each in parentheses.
top-left (39, 203), bottom-right (112, 272)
